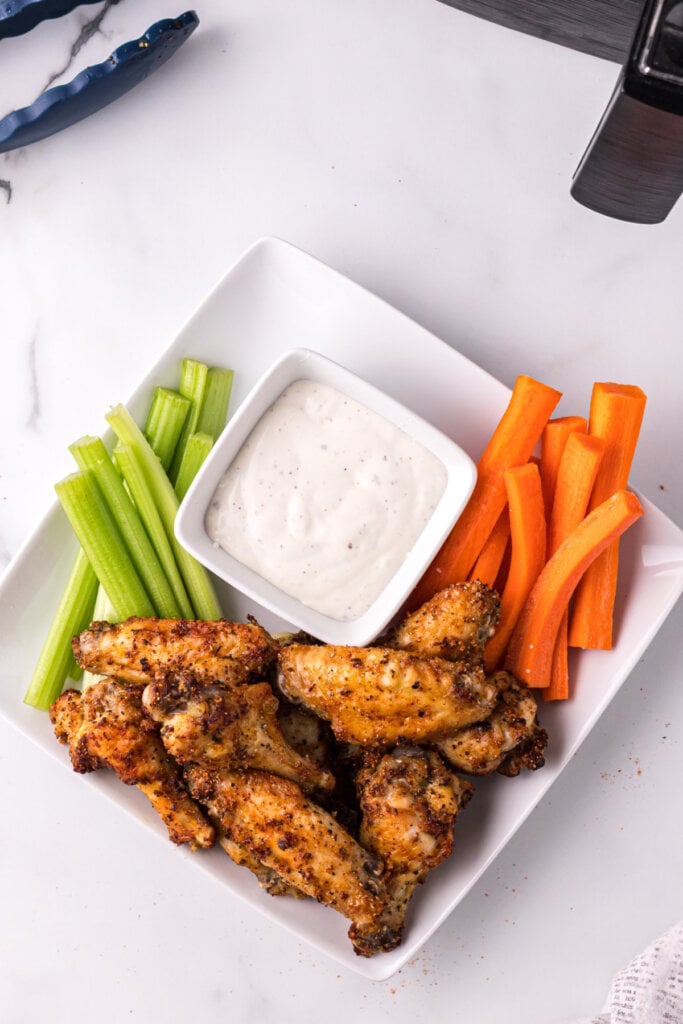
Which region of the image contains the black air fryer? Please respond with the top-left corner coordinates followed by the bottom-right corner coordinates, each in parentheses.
top-left (438, 0), bottom-right (683, 223)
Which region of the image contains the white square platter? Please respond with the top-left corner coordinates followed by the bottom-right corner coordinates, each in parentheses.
top-left (1, 236), bottom-right (682, 981)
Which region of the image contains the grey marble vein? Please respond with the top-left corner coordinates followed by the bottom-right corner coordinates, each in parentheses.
top-left (42, 0), bottom-right (124, 92)
top-left (0, 179), bottom-right (11, 203)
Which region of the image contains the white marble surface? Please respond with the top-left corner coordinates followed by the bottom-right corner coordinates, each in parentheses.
top-left (1, 1), bottom-right (681, 1021)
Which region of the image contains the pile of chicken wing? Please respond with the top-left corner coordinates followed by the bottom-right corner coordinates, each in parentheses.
top-left (50, 580), bottom-right (548, 956)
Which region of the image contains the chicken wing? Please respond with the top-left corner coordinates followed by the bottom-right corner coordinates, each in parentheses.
top-left (276, 700), bottom-right (333, 770)
top-left (389, 580), bottom-right (500, 662)
top-left (277, 644), bottom-right (499, 746)
top-left (73, 617), bottom-right (278, 685)
top-left (352, 746), bottom-right (473, 954)
top-left (216, 833), bottom-right (305, 898)
top-left (142, 673), bottom-right (334, 792)
top-left (50, 679), bottom-right (214, 849)
top-left (435, 671), bottom-right (547, 775)
top-left (390, 588), bottom-right (547, 775)
top-left (185, 766), bottom-right (395, 954)
top-left (497, 723), bottom-right (549, 777)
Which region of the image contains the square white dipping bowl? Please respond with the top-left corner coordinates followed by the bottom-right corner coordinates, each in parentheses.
top-left (175, 347), bottom-right (476, 645)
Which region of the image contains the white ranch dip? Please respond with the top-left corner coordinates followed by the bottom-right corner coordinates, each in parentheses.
top-left (205, 379), bottom-right (447, 621)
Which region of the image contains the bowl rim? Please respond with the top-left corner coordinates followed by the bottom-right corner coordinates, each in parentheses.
top-left (175, 346), bottom-right (477, 645)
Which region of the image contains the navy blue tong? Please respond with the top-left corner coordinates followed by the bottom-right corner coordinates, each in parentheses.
top-left (0, 3), bottom-right (199, 153)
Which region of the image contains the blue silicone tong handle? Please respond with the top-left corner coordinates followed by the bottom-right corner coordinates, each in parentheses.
top-left (0, 11), bottom-right (199, 153)
top-left (0, 0), bottom-right (102, 39)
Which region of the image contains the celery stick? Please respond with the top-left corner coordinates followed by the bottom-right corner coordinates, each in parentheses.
top-left (65, 571), bottom-right (98, 683)
top-left (90, 584), bottom-right (117, 624)
top-left (66, 655), bottom-right (84, 684)
top-left (70, 435), bottom-right (181, 618)
top-left (113, 443), bottom-right (194, 619)
top-left (174, 431), bottom-right (214, 502)
top-left (81, 586), bottom-right (117, 690)
top-left (169, 359), bottom-right (208, 483)
top-left (144, 387), bottom-right (191, 472)
top-left (196, 367), bottom-right (234, 440)
top-left (55, 471), bottom-right (155, 621)
top-left (23, 546), bottom-right (99, 710)
top-left (65, 561), bottom-right (94, 684)
top-left (106, 405), bottom-right (221, 619)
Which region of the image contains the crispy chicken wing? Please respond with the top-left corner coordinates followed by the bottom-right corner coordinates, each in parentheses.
top-left (142, 674), bottom-right (334, 792)
top-left (216, 832), bottom-right (305, 898)
top-left (185, 767), bottom-right (392, 954)
top-left (389, 580), bottom-right (500, 662)
top-left (352, 746), bottom-right (473, 954)
top-left (277, 644), bottom-right (499, 746)
top-left (435, 671), bottom-right (547, 775)
top-left (497, 724), bottom-right (549, 777)
top-left (390, 587), bottom-right (547, 775)
top-left (50, 680), bottom-right (214, 849)
top-left (276, 700), bottom-right (333, 769)
top-left (73, 617), bottom-right (278, 685)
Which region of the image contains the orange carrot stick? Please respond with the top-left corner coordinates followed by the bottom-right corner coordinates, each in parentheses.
top-left (568, 384), bottom-right (646, 650)
top-left (539, 416), bottom-right (587, 519)
top-left (544, 433), bottom-right (605, 700)
top-left (505, 489), bottom-right (644, 688)
top-left (547, 615), bottom-right (571, 701)
top-left (468, 509), bottom-right (510, 589)
top-left (484, 464), bottom-right (546, 671)
top-left (493, 539), bottom-right (512, 597)
top-left (408, 375), bottom-right (561, 609)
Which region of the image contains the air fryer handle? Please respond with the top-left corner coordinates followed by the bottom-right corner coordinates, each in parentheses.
top-left (571, 0), bottom-right (683, 223)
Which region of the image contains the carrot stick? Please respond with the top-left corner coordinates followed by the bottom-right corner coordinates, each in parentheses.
top-left (547, 615), bottom-right (571, 701)
top-left (544, 433), bottom-right (605, 700)
top-left (493, 538), bottom-right (511, 596)
top-left (505, 489), bottom-right (644, 688)
top-left (547, 434), bottom-right (605, 556)
top-left (539, 416), bottom-right (587, 519)
top-left (468, 509), bottom-right (510, 589)
top-left (484, 464), bottom-right (546, 672)
top-left (407, 375), bottom-right (561, 609)
top-left (568, 384), bottom-right (646, 650)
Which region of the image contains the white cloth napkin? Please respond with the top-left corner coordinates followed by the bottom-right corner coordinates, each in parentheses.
top-left (571, 921), bottom-right (683, 1024)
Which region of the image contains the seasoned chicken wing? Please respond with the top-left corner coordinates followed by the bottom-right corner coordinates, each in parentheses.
top-left (497, 724), bottom-right (549, 777)
top-left (390, 588), bottom-right (547, 775)
top-left (217, 833), bottom-right (305, 898)
top-left (435, 671), bottom-right (546, 775)
top-left (185, 767), bottom-right (393, 954)
top-left (278, 644), bottom-right (499, 746)
top-left (73, 617), bottom-right (278, 685)
top-left (276, 700), bottom-right (333, 770)
top-left (352, 746), bottom-right (473, 954)
top-left (50, 680), bottom-right (214, 849)
top-left (142, 674), bottom-right (334, 792)
top-left (389, 580), bottom-right (500, 662)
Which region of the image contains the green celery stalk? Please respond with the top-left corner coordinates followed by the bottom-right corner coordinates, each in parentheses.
top-left (107, 404), bottom-right (222, 620)
top-left (70, 435), bottom-right (181, 618)
top-left (196, 367), bottom-right (234, 440)
top-left (81, 586), bottom-right (117, 690)
top-left (66, 655), bottom-right (84, 684)
top-left (174, 431), bottom-right (214, 502)
top-left (144, 387), bottom-right (191, 472)
top-left (169, 359), bottom-right (209, 483)
top-left (55, 471), bottom-right (155, 621)
top-left (113, 442), bottom-right (194, 618)
top-left (66, 568), bottom-right (92, 683)
top-left (23, 546), bottom-right (99, 710)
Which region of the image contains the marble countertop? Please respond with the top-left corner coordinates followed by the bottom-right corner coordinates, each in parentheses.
top-left (1, 2), bottom-right (681, 1022)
